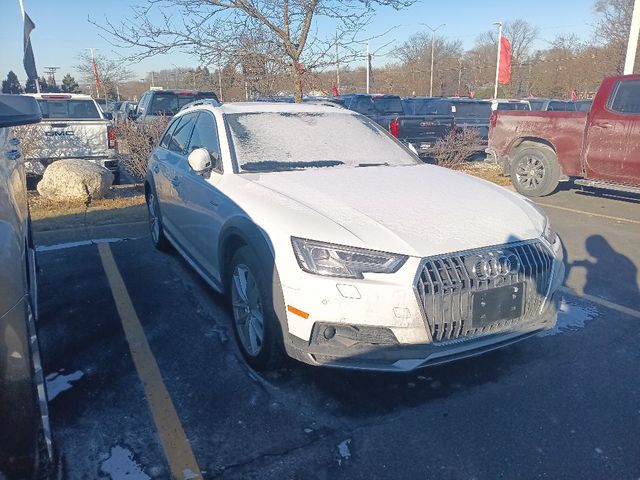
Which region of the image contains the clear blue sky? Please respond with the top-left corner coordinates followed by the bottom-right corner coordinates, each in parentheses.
top-left (0, 0), bottom-right (597, 85)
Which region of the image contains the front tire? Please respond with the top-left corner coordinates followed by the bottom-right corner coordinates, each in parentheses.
top-left (510, 146), bottom-right (561, 197)
top-left (228, 246), bottom-right (285, 371)
top-left (146, 187), bottom-right (172, 252)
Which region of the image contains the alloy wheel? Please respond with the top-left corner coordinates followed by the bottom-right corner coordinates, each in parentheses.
top-left (515, 156), bottom-right (546, 190)
top-left (148, 192), bottom-right (160, 244)
top-left (231, 264), bottom-right (265, 357)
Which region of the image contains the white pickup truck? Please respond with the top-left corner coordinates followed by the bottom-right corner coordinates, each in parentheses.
top-left (23, 93), bottom-right (119, 183)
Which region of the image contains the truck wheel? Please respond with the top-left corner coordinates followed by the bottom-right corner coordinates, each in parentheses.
top-left (510, 146), bottom-right (561, 197)
top-left (228, 246), bottom-right (285, 371)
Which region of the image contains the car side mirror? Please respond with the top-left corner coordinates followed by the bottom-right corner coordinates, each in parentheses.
top-left (187, 148), bottom-right (213, 176)
top-left (104, 112), bottom-right (113, 120)
top-left (0, 95), bottom-right (42, 128)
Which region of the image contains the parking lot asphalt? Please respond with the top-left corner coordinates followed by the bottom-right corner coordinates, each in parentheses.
top-left (35, 186), bottom-right (640, 480)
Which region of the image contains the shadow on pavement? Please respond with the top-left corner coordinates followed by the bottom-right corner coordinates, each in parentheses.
top-left (568, 234), bottom-right (640, 308)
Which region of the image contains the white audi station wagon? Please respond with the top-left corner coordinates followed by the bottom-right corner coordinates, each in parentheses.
top-left (145, 100), bottom-right (565, 371)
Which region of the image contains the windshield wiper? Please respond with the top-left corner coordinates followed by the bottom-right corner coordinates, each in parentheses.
top-left (357, 162), bottom-right (388, 168)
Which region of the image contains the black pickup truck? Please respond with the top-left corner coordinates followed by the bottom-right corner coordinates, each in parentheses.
top-left (342, 94), bottom-right (453, 157)
top-left (405, 97), bottom-right (492, 150)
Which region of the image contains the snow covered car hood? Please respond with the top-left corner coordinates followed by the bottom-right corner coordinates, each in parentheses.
top-left (245, 164), bottom-right (546, 258)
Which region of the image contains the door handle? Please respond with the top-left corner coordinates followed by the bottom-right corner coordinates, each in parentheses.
top-left (594, 122), bottom-right (613, 129)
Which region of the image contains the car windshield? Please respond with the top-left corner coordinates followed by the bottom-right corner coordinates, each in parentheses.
top-left (372, 97), bottom-right (404, 114)
top-left (227, 111), bottom-right (419, 173)
top-left (150, 92), bottom-right (216, 115)
top-left (452, 101), bottom-right (492, 117)
top-left (36, 99), bottom-right (101, 119)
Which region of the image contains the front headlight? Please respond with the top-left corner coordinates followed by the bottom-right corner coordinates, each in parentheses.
top-left (542, 216), bottom-right (558, 245)
top-left (291, 237), bottom-right (408, 279)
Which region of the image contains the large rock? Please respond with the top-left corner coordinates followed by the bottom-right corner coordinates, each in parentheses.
top-left (37, 159), bottom-right (113, 202)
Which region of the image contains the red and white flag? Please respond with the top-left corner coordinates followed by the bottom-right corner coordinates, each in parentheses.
top-left (498, 36), bottom-right (511, 85)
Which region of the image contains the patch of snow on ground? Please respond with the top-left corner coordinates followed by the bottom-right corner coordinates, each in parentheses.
top-left (45, 370), bottom-right (84, 400)
top-left (337, 439), bottom-right (352, 466)
top-left (100, 446), bottom-right (150, 480)
top-left (538, 297), bottom-right (599, 337)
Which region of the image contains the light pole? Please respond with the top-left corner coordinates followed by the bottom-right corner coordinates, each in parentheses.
top-left (624, 0), bottom-right (640, 74)
top-left (493, 21), bottom-right (503, 99)
top-left (420, 23), bottom-right (445, 96)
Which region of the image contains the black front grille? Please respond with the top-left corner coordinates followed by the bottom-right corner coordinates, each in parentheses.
top-left (414, 240), bottom-right (554, 342)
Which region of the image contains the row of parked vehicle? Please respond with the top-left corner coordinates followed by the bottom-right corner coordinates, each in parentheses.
top-left (253, 93), bottom-right (591, 158)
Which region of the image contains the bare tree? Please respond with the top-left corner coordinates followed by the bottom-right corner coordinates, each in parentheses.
top-left (593, 0), bottom-right (639, 74)
top-left (91, 0), bottom-right (415, 102)
top-left (75, 52), bottom-right (133, 98)
top-left (394, 33), bottom-right (464, 95)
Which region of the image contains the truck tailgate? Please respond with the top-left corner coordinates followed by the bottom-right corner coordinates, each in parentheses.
top-left (31, 119), bottom-right (112, 160)
top-left (398, 115), bottom-right (453, 146)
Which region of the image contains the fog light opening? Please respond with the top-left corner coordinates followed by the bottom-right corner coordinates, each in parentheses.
top-left (323, 326), bottom-right (337, 340)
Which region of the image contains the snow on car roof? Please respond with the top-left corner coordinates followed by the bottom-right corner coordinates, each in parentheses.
top-left (217, 102), bottom-right (353, 115)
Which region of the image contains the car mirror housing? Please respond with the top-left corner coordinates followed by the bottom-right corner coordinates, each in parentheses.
top-left (0, 95), bottom-right (42, 128)
top-left (188, 148), bottom-right (213, 175)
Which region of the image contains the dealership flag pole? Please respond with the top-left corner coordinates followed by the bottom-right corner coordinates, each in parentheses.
top-left (493, 21), bottom-right (503, 99)
top-left (624, 0), bottom-right (640, 74)
top-left (18, 0), bottom-right (40, 93)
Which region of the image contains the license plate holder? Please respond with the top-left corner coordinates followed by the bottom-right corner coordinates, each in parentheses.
top-left (471, 283), bottom-right (525, 329)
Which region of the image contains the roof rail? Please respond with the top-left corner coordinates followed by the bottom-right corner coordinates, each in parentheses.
top-left (179, 98), bottom-right (221, 111)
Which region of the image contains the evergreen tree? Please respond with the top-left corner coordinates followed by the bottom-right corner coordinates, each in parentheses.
top-left (61, 73), bottom-right (81, 93)
top-left (2, 71), bottom-right (23, 94)
top-left (25, 76), bottom-right (52, 93)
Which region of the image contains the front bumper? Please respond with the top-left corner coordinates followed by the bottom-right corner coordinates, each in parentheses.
top-left (279, 240), bottom-right (564, 372)
top-left (284, 298), bottom-right (557, 372)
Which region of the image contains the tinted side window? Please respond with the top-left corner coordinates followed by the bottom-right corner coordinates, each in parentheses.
top-left (168, 114), bottom-right (196, 154)
top-left (352, 97), bottom-right (375, 115)
top-left (160, 117), bottom-right (182, 149)
top-left (187, 112), bottom-right (222, 170)
top-left (137, 93), bottom-right (149, 115)
top-left (609, 79), bottom-right (640, 114)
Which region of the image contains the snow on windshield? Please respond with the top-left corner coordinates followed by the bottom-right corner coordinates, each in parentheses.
top-left (226, 111), bottom-right (418, 172)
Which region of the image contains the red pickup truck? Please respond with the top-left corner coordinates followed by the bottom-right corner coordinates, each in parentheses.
top-left (487, 74), bottom-right (640, 197)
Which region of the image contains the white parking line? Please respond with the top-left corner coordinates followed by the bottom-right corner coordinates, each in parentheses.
top-left (560, 286), bottom-right (640, 319)
top-left (536, 203), bottom-right (640, 226)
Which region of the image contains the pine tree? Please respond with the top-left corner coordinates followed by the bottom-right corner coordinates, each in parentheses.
top-left (25, 76), bottom-right (51, 93)
top-left (2, 71), bottom-right (24, 94)
top-left (61, 73), bottom-right (81, 93)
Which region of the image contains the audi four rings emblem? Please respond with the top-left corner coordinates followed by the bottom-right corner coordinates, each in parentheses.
top-left (472, 253), bottom-right (520, 279)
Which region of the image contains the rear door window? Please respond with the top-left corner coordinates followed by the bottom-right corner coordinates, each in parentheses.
top-left (373, 97), bottom-right (404, 115)
top-left (351, 97), bottom-right (376, 115)
top-left (37, 99), bottom-right (101, 119)
top-left (609, 79), bottom-right (640, 114)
